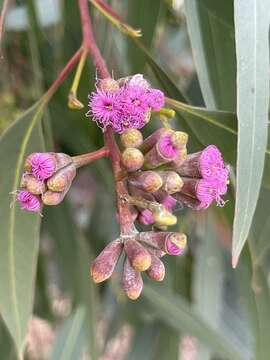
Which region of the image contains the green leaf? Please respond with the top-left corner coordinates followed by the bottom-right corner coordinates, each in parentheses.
top-left (232, 0), bottom-right (270, 266)
top-left (184, 0), bottom-right (236, 111)
top-left (127, 0), bottom-right (161, 73)
top-left (142, 284), bottom-right (244, 360)
top-left (0, 101), bottom-right (46, 352)
top-left (50, 307), bottom-right (87, 360)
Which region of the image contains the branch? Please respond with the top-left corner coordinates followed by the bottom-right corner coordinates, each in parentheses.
top-left (72, 147), bottom-right (109, 167)
top-left (78, 0), bottom-right (135, 235)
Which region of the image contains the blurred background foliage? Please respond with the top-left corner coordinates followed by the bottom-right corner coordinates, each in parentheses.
top-left (0, 0), bottom-right (269, 359)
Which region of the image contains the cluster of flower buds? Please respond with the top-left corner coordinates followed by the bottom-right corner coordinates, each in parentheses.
top-left (16, 73), bottom-right (230, 300)
top-left (16, 152), bottom-right (77, 212)
top-left (91, 231), bottom-right (186, 299)
top-left (87, 74), bottom-right (165, 134)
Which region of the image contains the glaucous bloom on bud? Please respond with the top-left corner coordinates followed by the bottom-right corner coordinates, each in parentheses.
top-left (46, 163), bottom-right (76, 193)
top-left (146, 254), bottom-right (165, 281)
top-left (121, 148), bottom-right (144, 172)
top-left (138, 231), bottom-right (187, 256)
top-left (122, 258), bottom-right (143, 300)
top-left (120, 128), bottom-right (143, 148)
top-left (128, 171), bottom-right (163, 193)
top-left (124, 239), bottom-right (151, 272)
top-left (158, 171), bottom-right (183, 194)
top-left (91, 239), bottom-right (123, 283)
top-left (17, 190), bottom-right (42, 212)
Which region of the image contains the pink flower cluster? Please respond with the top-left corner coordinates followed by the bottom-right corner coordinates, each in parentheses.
top-left (87, 74), bottom-right (165, 134)
top-left (17, 153), bottom-right (56, 212)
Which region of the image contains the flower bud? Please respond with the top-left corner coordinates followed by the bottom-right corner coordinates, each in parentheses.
top-left (121, 148), bottom-right (144, 172)
top-left (91, 239), bottom-right (123, 283)
top-left (158, 171), bottom-right (183, 194)
top-left (146, 254), bottom-right (165, 281)
top-left (22, 174), bottom-right (46, 195)
top-left (47, 163), bottom-right (76, 192)
top-left (42, 190), bottom-right (66, 206)
top-left (99, 78), bottom-right (120, 92)
top-left (128, 171), bottom-right (163, 193)
top-left (139, 128), bottom-right (170, 154)
top-left (168, 147), bottom-right (187, 170)
top-left (173, 192), bottom-right (202, 210)
top-left (120, 129), bottom-right (143, 148)
top-left (143, 131), bottom-right (185, 169)
top-left (122, 258), bottom-right (143, 300)
top-left (124, 239), bottom-right (151, 272)
top-left (138, 231), bottom-right (187, 255)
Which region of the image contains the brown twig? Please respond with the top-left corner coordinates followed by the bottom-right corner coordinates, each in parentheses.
top-left (72, 147), bottom-right (109, 167)
top-left (78, 0), bottom-right (135, 235)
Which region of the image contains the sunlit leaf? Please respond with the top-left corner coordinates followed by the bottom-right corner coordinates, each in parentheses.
top-left (232, 0), bottom-right (270, 266)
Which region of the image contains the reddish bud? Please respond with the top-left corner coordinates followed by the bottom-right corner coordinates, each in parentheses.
top-left (122, 258), bottom-right (143, 300)
top-left (146, 254), bottom-right (165, 281)
top-left (21, 174), bottom-right (46, 195)
top-left (42, 190), bottom-right (66, 206)
top-left (120, 129), bottom-right (143, 148)
top-left (128, 171), bottom-right (163, 193)
top-left (91, 239), bottom-right (123, 283)
top-left (121, 148), bottom-right (144, 172)
top-left (124, 239), bottom-right (151, 272)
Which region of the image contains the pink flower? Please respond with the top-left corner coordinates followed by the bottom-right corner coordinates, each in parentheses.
top-left (199, 145), bottom-right (226, 180)
top-left (161, 195), bottom-right (177, 212)
top-left (158, 133), bottom-right (179, 159)
top-left (31, 153), bottom-right (56, 180)
top-left (196, 177), bottom-right (228, 209)
top-left (148, 89), bottom-right (165, 110)
top-left (17, 190), bottom-right (41, 212)
top-left (138, 209), bottom-right (154, 225)
top-left (88, 88), bottom-right (122, 130)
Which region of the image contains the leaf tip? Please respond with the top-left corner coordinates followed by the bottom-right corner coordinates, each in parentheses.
top-left (232, 255), bottom-right (239, 269)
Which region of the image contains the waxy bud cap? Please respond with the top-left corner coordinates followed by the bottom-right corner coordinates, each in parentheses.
top-left (121, 148), bottom-right (144, 172)
top-left (124, 239), bottom-right (151, 272)
top-left (146, 254), bottom-right (165, 281)
top-left (91, 239), bottom-right (123, 283)
top-left (128, 171), bottom-right (163, 193)
top-left (122, 258), bottom-right (143, 300)
top-left (120, 129), bottom-right (143, 148)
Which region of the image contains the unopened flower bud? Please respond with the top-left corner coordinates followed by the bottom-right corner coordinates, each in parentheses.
top-left (124, 239), bottom-right (151, 272)
top-left (120, 129), bottom-right (143, 148)
top-left (143, 131), bottom-right (185, 169)
top-left (138, 231), bottom-right (187, 255)
top-left (146, 254), bottom-right (165, 281)
top-left (91, 239), bottom-right (123, 283)
top-left (122, 258), bottom-right (143, 300)
top-left (47, 163), bottom-right (76, 192)
top-left (128, 171), bottom-right (163, 193)
top-left (22, 174), bottom-right (46, 195)
top-left (42, 190), bottom-right (66, 206)
top-left (99, 78), bottom-right (120, 92)
top-left (121, 148), bottom-right (144, 172)
top-left (154, 191), bottom-right (177, 212)
top-left (158, 171), bottom-right (183, 194)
